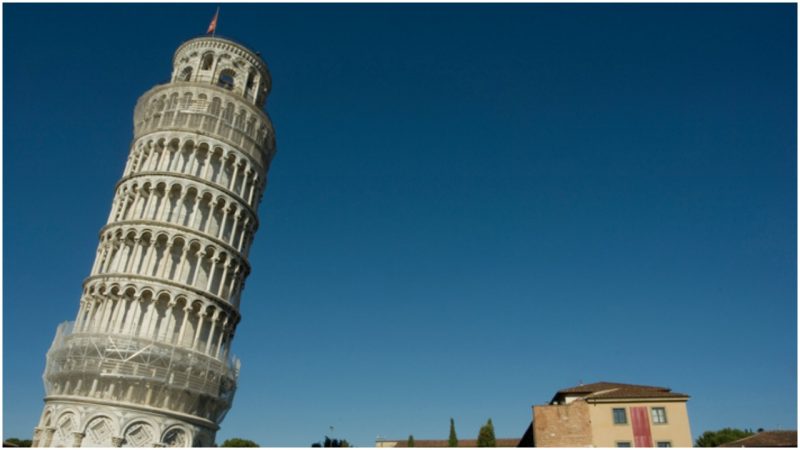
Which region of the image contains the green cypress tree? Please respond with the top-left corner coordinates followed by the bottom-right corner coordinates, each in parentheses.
top-left (477, 418), bottom-right (496, 447)
top-left (408, 435), bottom-right (415, 447)
top-left (449, 418), bottom-right (458, 447)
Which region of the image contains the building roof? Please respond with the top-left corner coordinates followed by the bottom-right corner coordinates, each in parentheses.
top-left (552, 381), bottom-right (689, 403)
top-left (718, 430), bottom-right (797, 447)
top-left (379, 438), bottom-right (522, 447)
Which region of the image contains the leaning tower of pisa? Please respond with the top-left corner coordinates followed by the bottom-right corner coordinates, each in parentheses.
top-left (32, 36), bottom-right (275, 447)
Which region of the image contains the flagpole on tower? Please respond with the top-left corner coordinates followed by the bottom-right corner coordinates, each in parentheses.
top-left (207, 7), bottom-right (220, 37)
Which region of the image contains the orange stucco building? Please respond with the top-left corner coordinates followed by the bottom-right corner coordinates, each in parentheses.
top-left (530, 382), bottom-right (692, 447)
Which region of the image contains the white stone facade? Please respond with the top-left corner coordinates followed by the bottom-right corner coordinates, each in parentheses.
top-left (33, 36), bottom-right (275, 447)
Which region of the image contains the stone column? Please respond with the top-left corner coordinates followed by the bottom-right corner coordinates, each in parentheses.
top-left (176, 246), bottom-right (190, 284)
top-left (202, 151), bottom-right (214, 179)
top-left (176, 189), bottom-right (190, 225)
top-left (206, 257), bottom-right (220, 292)
top-left (229, 266), bottom-right (243, 301)
top-left (111, 436), bottom-right (125, 447)
top-left (172, 146), bottom-right (184, 171)
top-left (143, 188), bottom-right (158, 220)
top-left (203, 200), bottom-right (219, 235)
top-left (122, 295), bottom-right (140, 335)
top-left (237, 217), bottom-right (250, 251)
top-left (31, 427), bottom-right (42, 447)
top-left (178, 306), bottom-right (192, 347)
top-left (156, 189), bottom-right (170, 222)
top-left (127, 189), bottom-right (141, 221)
top-left (84, 300), bottom-right (98, 332)
top-left (111, 243), bottom-right (129, 274)
top-left (205, 311), bottom-right (221, 354)
top-left (43, 428), bottom-right (55, 447)
top-left (71, 432), bottom-right (85, 447)
top-left (125, 238), bottom-right (142, 273)
top-left (107, 195), bottom-right (122, 223)
top-left (191, 251), bottom-right (206, 287)
top-left (165, 300), bottom-right (178, 343)
top-left (74, 300), bottom-right (87, 331)
top-left (97, 299), bottom-right (112, 333)
top-left (158, 241), bottom-right (174, 279)
top-left (140, 299), bottom-right (156, 339)
top-left (115, 297), bottom-right (133, 334)
top-left (229, 159), bottom-right (241, 191)
top-left (217, 206), bottom-right (231, 240)
top-left (193, 311), bottom-right (207, 350)
top-left (135, 147), bottom-right (147, 173)
top-left (248, 175), bottom-right (259, 206)
top-left (217, 261), bottom-right (231, 297)
top-left (91, 245), bottom-right (104, 275)
top-left (188, 193), bottom-right (201, 229)
top-left (143, 240), bottom-right (158, 277)
top-left (105, 296), bottom-right (121, 333)
top-left (156, 147), bottom-right (168, 171)
top-left (215, 317), bottom-right (229, 359)
top-left (101, 243), bottom-right (117, 273)
top-left (230, 212), bottom-right (242, 247)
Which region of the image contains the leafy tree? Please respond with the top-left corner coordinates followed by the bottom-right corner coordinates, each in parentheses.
top-left (696, 428), bottom-right (755, 447)
top-left (477, 418), bottom-right (496, 447)
top-left (449, 418), bottom-right (458, 447)
top-left (4, 438), bottom-right (32, 447)
top-left (220, 438), bottom-right (259, 447)
top-left (407, 435), bottom-right (415, 447)
top-left (312, 436), bottom-right (350, 447)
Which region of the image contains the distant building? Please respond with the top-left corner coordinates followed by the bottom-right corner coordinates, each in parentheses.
top-left (527, 382), bottom-right (692, 447)
top-left (718, 430), bottom-right (797, 447)
top-left (376, 438), bottom-right (523, 447)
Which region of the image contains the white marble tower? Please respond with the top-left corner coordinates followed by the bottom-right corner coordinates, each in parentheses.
top-left (33, 35), bottom-right (275, 447)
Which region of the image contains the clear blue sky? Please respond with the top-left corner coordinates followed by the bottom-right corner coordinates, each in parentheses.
top-left (3, 3), bottom-right (796, 447)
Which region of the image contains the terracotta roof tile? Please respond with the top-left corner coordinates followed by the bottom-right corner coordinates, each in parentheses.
top-left (718, 430), bottom-right (797, 447)
top-left (554, 382), bottom-right (689, 401)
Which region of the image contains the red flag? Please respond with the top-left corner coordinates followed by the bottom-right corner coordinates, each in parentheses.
top-left (207, 8), bottom-right (219, 35)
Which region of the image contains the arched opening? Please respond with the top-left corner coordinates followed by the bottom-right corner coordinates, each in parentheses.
top-left (217, 69), bottom-right (235, 90)
top-left (179, 66), bottom-right (193, 82)
top-left (201, 53), bottom-right (214, 71)
top-left (245, 70), bottom-right (256, 98)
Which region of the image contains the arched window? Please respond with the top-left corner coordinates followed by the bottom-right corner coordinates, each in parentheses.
top-left (209, 98), bottom-right (222, 116)
top-left (222, 103), bottom-right (234, 123)
top-left (234, 110), bottom-right (246, 128)
top-left (218, 69), bottom-right (236, 90)
top-left (201, 53), bottom-right (214, 70)
top-left (181, 93), bottom-right (193, 108)
top-left (179, 66), bottom-right (193, 82)
top-left (246, 117), bottom-right (256, 137)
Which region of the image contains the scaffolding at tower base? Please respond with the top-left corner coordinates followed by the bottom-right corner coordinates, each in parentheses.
top-left (43, 321), bottom-right (239, 424)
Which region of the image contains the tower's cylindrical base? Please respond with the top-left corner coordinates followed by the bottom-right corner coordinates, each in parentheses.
top-left (33, 398), bottom-right (217, 447)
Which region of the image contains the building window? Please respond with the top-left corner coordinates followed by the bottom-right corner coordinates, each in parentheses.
top-left (657, 442), bottom-right (672, 447)
top-left (612, 408), bottom-right (627, 424)
top-left (651, 407), bottom-right (667, 424)
top-left (616, 442), bottom-right (632, 448)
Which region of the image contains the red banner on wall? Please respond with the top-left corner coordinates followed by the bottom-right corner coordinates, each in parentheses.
top-left (631, 406), bottom-right (653, 447)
